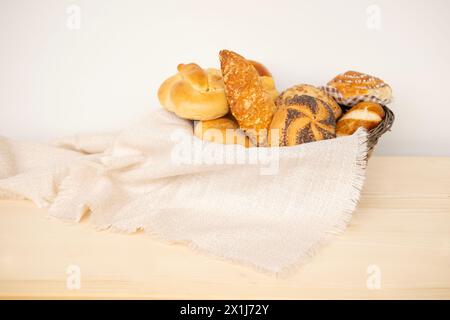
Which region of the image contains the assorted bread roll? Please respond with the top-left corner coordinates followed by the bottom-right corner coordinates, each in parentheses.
top-left (326, 71), bottom-right (392, 106)
top-left (158, 63), bottom-right (228, 120)
top-left (248, 60), bottom-right (272, 77)
top-left (157, 50), bottom-right (393, 148)
top-left (270, 95), bottom-right (336, 146)
top-left (249, 60), bottom-right (278, 101)
top-left (158, 60), bottom-right (277, 122)
top-left (336, 101), bottom-right (385, 136)
top-left (194, 116), bottom-right (251, 147)
top-left (219, 50), bottom-right (277, 146)
top-left (276, 84), bottom-right (342, 119)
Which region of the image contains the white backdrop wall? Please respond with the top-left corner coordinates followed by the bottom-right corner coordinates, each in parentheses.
top-left (1, 0), bottom-right (449, 155)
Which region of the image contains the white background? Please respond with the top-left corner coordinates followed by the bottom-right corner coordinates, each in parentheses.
top-left (1, 0), bottom-right (449, 155)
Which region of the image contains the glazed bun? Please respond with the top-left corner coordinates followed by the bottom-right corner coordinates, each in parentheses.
top-left (326, 71), bottom-right (392, 105)
top-left (158, 63), bottom-right (229, 120)
top-left (336, 101), bottom-right (385, 136)
top-left (194, 116), bottom-right (251, 147)
top-left (269, 95), bottom-right (336, 146)
top-left (276, 84), bottom-right (342, 119)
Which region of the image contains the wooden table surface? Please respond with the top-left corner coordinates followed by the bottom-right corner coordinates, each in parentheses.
top-left (0, 157), bottom-right (449, 299)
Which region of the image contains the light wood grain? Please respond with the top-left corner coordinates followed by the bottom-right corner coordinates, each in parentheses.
top-left (0, 157), bottom-right (449, 299)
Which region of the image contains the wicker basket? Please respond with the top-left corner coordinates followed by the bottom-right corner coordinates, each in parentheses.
top-left (340, 104), bottom-right (395, 157)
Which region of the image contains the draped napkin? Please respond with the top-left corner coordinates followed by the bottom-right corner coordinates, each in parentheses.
top-left (0, 109), bottom-right (368, 274)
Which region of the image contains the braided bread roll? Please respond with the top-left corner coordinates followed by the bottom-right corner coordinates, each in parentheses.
top-left (158, 62), bottom-right (278, 122)
top-left (158, 63), bottom-right (229, 120)
top-left (269, 95), bottom-right (336, 146)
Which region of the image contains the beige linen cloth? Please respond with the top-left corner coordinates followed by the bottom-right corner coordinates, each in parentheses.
top-left (0, 109), bottom-right (368, 274)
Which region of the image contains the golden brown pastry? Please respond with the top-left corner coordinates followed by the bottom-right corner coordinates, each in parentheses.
top-left (336, 101), bottom-right (385, 136)
top-left (219, 50), bottom-right (277, 146)
top-left (260, 76), bottom-right (278, 102)
top-left (326, 71), bottom-right (392, 105)
top-left (158, 63), bottom-right (229, 120)
top-left (158, 62), bottom-right (277, 121)
top-left (276, 84), bottom-right (342, 119)
top-left (249, 60), bottom-right (272, 77)
top-left (194, 116), bottom-right (251, 147)
top-left (249, 60), bottom-right (278, 101)
top-left (269, 95), bottom-right (336, 146)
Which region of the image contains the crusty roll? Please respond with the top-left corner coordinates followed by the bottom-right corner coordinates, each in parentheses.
top-left (326, 71), bottom-right (392, 104)
top-left (194, 116), bottom-right (251, 147)
top-left (276, 84), bottom-right (342, 119)
top-left (158, 62), bottom-right (277, 121)
top-left (336, 101), bottom-right (385, 136)
top-left (269, 95), bottom-right (336, 146)
top-left (249, 60), bottom-right (278, 101)
top-left (219, 50), bottom-right (277, 146)
top-left (249, 60), bottom-right (272, 77)
top-left (158, 63), bottom-right (229, 120)
top-left (260, 76), bottom-right (278, 102)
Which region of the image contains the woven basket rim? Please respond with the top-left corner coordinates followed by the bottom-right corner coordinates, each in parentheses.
top-left (367, 105), bottom-right (395, 155)
top-left (339, 104), bottom-right (394, 156)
